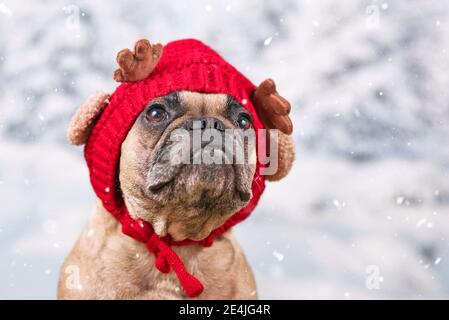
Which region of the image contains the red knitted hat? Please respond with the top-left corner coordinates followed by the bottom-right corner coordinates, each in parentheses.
top-left (84, 39), bottom-right (266, 298)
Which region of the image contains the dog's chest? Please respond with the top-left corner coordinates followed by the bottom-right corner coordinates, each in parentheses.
top-left (129, 236), bottom-right (237, 298)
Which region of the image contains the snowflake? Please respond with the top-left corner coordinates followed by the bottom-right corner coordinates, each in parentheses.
top-left (272, 250), bottom-right (284, 262)
top-left (263, 36), bottom-right (273, 46)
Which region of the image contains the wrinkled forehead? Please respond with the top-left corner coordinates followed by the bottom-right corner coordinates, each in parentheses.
top-left (153, 91), bottom-right (234, 115)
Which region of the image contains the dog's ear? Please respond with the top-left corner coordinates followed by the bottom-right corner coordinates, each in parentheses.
top-left (252, 79), bottom-right (295, 181)
top-left (67, 91), bottom-right (110, 145)
top-left (113, 39), bottom-right (163, 82)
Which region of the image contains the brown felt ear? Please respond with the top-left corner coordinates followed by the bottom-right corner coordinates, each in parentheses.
top-left (113, 39), bottom-right (163, 82)
top-left (67, 91), bottom-right (110, 145)
top-left (252, 79), bottom-right (293, 135)
top-left (266, 131), bottom-right (295, 182)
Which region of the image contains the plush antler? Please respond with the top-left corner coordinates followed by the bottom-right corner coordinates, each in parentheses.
top-left (252, 79), bottom-right (293, 135)
top-left (113, 39), bottom-right (163, 82)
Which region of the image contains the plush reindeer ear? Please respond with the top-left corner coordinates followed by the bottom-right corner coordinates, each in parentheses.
top-left (252, 79), bottom-right (295, 181)
top-left (67, 91), bottom-right (110, 145)
top-left (252, 79), bottom-right (293, 135)
top-left (113, 39), bottom-right (163, 82)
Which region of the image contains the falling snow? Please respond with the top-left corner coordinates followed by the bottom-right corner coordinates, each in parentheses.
top-left (263, 36), bottom-right (273, 46)
top-left (272, 250), bottom-right (284, 262)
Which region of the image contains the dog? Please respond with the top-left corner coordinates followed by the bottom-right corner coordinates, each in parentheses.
top-left (57, 39), bottom-right (295, 299)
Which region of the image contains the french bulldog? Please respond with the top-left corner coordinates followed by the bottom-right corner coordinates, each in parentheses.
top-left (57, 39), bottom-right (295, 299)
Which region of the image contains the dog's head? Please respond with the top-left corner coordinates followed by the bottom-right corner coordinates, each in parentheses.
top-left (67, 39), bottom-right (295, 242)
top-left (118, 91), bottom-right (259, 241)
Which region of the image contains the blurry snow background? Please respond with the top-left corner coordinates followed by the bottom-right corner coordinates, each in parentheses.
top-left (1, 0), bottom-right (449, 299)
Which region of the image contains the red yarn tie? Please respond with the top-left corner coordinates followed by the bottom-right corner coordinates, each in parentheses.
top-left (146, 233), bottom-right (204, 298)
top-left (120, 214), bottom-right (204, 298)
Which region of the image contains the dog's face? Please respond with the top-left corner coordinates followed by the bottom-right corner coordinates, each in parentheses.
top-left (119, 91), bottom-right (257, 241)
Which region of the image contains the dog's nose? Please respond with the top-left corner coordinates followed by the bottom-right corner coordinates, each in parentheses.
top-left (184, 117), bottom-right (226, 132)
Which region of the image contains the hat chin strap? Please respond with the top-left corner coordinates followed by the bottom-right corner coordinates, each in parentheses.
top-left (119, 211), bottom-right (205, 298)
top-left (147, 233), bottom-right (204, 298)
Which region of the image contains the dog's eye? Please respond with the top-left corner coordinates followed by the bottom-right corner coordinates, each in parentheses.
top-left (146, 105), bottom-right (167, 122)
top-left (236, 114), bottom-right (252, 130)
